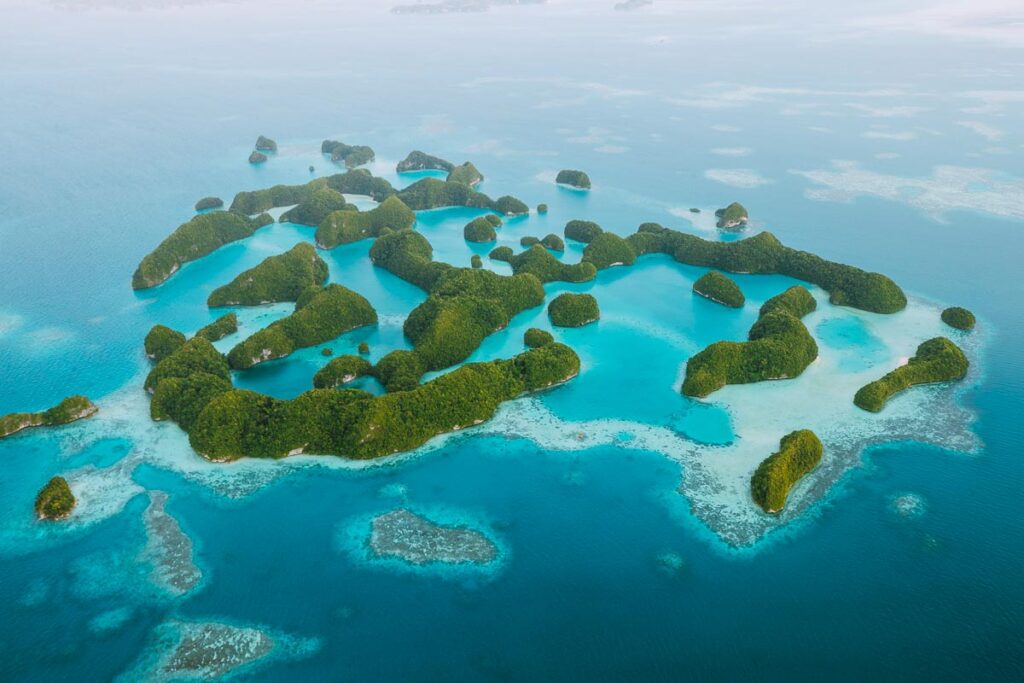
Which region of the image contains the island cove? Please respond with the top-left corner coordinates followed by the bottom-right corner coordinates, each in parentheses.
top-left (62, 151), bottom-right (976, 548)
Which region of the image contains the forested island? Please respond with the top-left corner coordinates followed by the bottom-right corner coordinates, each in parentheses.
top-left (941, 306), bottom-right (976, 331)
top-left (322, 140), bottom-right (374, 168)
top-left (1, 396), bottom-right (98, 439)
top-left (693, 271), bottom-right (745, 308)
top-left (549, 293), bottom-right (600, 327)
top-left (750, 430), bottom-right (823, 513)
top-left (396, 150), bottom-right (454, 174)
top-left (35, 476), bottom-right (76, 521)
top-left (854, 337), bottom-right (969, 412)
top-left (208, 243), bottom-right (329, 307)
top-left (715, 202), bottom-right (748, 230)
top-left (556, 169), bottom-right (591, 189)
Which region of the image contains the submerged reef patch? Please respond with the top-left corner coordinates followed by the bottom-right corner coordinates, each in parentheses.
top-left (369, 508), bottom-right (499, 565)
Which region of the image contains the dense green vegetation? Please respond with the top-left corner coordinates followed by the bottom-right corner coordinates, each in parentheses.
top-left (854, 337), bottom-right (969, 412)
top-left (489, 246), bottom-right (514, 263)
top-left (541, 234), bottom-right (565, 251)
top-left (132, 211), bottom-right (273, 289)
top-left (510, 245), bottom-right (597, 283)
top-left (145, 336), bottom-right (231, 393)
top-left (35, 476), bottom-right (75, 520)
top-left (374, 350), bottom-right (426, 392)
top-left (255, 135), bottom-right (277, 152)
top-left (524, 328), bottom-right (554, 348)
top-left (229, 170), bottom-right (395, 214)
top-left (315, 196), bottom-right (415, 248)
top-left (471, 254), bottom-right (482, 269)
top-left (520, 236), bottom-right (540, 247)
top-left (396, 150), bottom-right (454, 173)
top-left (195, 313), bottom-right (238, 342)
top-left (358, 342), bottom-right (370, 355)
top-left (750, 430), bottom-right (823, 513)
top-left (321, 140), bottom-right (375, 168)
top-left (227, 284), bottom-right (378, 369)
top-left (194, 196), bottom-right (223, 211)
top-left (447, 161), bottom-right (483, 186)
top-left (249, 151), bottom-right (267, 164)
top-left (279, 187), bottom-right (352, 226)
top-left (564, 220), bottom-right (603, 243)
top-left (549, 293), bottom-right (600, 327)
top-left (693, 271), bottom-right (745, 308)
top-left (1, 396), bottom-right (98, 439)
top-left (395, 178), bottom-right (528, 215)
top-left (188, 343), bottom-right (580, 461)
top-left (370, 230), bottom-right (452, 290)
top-left (145, 324), bottom-right (187, 361)
top-left (583, 232), bottom-right (637, 269)
top-left (626, 226), bottom-right (906, 314)
top-left (151, 372), bottom-right (233, 431)
top-left (464, 215), bottom-right (501, 242)
top-left (494, 195), bottom-right (530, 215)
top-left (313, 355), bottom-right (374, 389)
top-left (556, 169), bottom-right (591, 189)
top-left (715, 202), bottom-right (748, 229)
top-left (682, 286), bottom-right (818, 398)
top-left (207, 243), bottom-right (329, 306)
top-left (537, 203), bottom-right (548, 214)
top-left (941, 306), bottom-right (976, 331)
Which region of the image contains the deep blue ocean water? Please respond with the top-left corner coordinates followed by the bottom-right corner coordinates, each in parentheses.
top-left (1, 2), bottom-right (1022, 680)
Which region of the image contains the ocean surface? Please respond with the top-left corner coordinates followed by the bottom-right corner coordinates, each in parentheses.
top-left (1, 1), bottom-right (1022, 680)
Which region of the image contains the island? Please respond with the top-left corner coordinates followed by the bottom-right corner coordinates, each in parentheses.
top-left (564, 219), bottom-right (603, 243)
top-left (358, 342), bottom-right (370, 355)
top-left (322, 139), bottom-right (375, 168)
top-left (541, 234), bottom-right (565, 251)
top-left (556, 169), bottom-right (591, 190)
top-left (132, 211), bottom-right (274, 289)
top-left (464, 215), bottom-right (501, 243)
top-left (471, 254), bottom-right (482, 269)
top-left (196, 313), bottom-right (238, 342)
top-left (194, 196), bottom-right (223, 211)
top-left (230, 169), bottom-right (395, 214)
top-left (254, 135), bottom-right (277, 153)
top-left (715, 202), bottom-right (748, 229)
top-left (369, 509), bottom-right (498, 565)
top-left (941, 306), bottom-right (976, 331)
top-left (682, 285), bottom-right (818, 398)
top-left (35, 476), bottom-right (75, 521)
top-left (854, 337), bottom-right (969, 412)
top-left (583, 232), bottom-right (636, 269)
top-left (313, 355), bottom-right (373, 389)
top-left (279, 187), bottom-right (352, 226)
top-left (374, 350), bottom-right (426, 392)
top-left (524, 327), bottom-right (554, 348)
top-left (1, 396), bottom-right (98, 439)
top-left (537, 203), bottom-right (548, 214)
top-left (227, 284), bottom-right (378, 369)
top-left (520, 236), bottom-right (539, 247)
top-left (750, 430), bottom-right (823, 513)
top-left (693, 271), bottom-right (745, 308)
top-left (315, 196), bottom-right (415, 249)
top-left (395, 177), bottom-right (528, 215)
top-left (489, 246), bottom-right (513, 262)
top-left (447, 161), bottom-right (483, 186)
top-left (549, 293), bottom-right (600, 327)
top-left (248, 151), bottom-right (267, 165)
top-left (207, 243), bottom-right (329, 307)
top-left (396, 150), bottom-right (454, 174)
top-left (145, 335), bottom-right (231, 397)
top-left (145, 324), bottom-right (187, 362)
top-left (510, 244), bottom-right (597, 283)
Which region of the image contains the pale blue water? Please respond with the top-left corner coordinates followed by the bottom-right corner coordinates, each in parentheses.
top-left (2, 2), bottom-right (1023, 680)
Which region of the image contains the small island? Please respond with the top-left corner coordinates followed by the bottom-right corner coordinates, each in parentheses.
top-left (693, 271), bottom-right (745, 308)
top-left (854, 337), bottom-right (969, 412)
top-left (489, 246), bottom-right (513, 262)
top-left (583, 232), bottom-right (636, 269)
top-left (313, 355), bottom-right (373, 389)
top-left (395, 177), bottom-right (529, 216)
top-left (556, 169), bottom-right (591, 190)
top-left (541, 234), bottom-right (564, 251)
top-left (750, 430), bottom-right (823, 513)
top-left (145, 324), bottom-right (187, 362)
top-left (35, 476), bottom-right (76, 521)
top-left (322, 139), bottom-right (375, 168)
top-left (564, 220), bottom-right (603, 244)
top-left (446, 161), bottom-right (484, 186)
top-left (195, 313), bottom-right (238, 342)
top-left (715, 202), bottom-right (748, 230)
top-left (254, 135), bottom-right (277, 153)
top-left (537, 203), bottom-right (548, 214)
top-left (374, 350), bottom-right (426, 392)
top-left (549, 293), bottom-right (600, 327)
top-left (510, 244), bottom-right (596, 284)
top-left (248, 151), bottom-right (267, 165)
top-left (524, 327), bottom-right (554, 348)
top-left (941, 306), bottom-right (976, 331)
top-left (1, 396), bottom-right (98, 440)
top-left (396, 150), bottom-right (454, 174)
top-left (463, 215), bottom-right (501, 243)
top-left (227, 284), bottom-right (378, 369)
top-left (207, 243), bottom-right (329, 307)
top-left (315, 196), bottom-right (415, 249)
top-left (520, 236), bottom-right (539, 248)
top-left (369, 509), bottom-right (498, 566)
top-left (194, 196), bottom-right (223, 211)
top-left (279, 187), bottom-right (352, 226)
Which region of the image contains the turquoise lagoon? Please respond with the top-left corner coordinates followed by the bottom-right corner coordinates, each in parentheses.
top-left (2, 1), bottom-right (1023, 680)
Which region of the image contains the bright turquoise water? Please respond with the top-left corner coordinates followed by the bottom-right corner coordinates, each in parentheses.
top-left (2, 2), bottom-right (1023, 680)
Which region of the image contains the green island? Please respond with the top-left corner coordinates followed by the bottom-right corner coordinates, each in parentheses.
top-left (255, 135), bottom-right (277, 153)
top-left (279, 187), bottom-right (352, 226)
top-left (227, 284), bottom-right (378, 369)
top-left (464, 215), bottom-right (501, 243)
top-left (230, 170), bottom-right (394, 214)
top-left (520, 236), bottom-right (539, 247)
top-left (681, 285), bottom-right (818, 398)
top-left (248, 151), bottom-right (267, 164)
top-left (188, 342), bottom-right (579, 461)
top-left (322, 140), bottom-right (375, 168)
top-left (396, 150), bottom-right (454, 174)
top-left (145, 324), bottom-right (187, 361)
top-left (524, 327), bottom-right (554, 348)
top-left (941, 306), bottom-right (976, 331)
top-left (195, 313), bottom-right (238, 342)
top-left (313, 355), bottom-right (373, 389)
top-left (750, 430), bottom-right (823, 513)
top-left (627, 225), bottom-right (907, 314)
top-left (315, 196), bottom-right (415, 249)
top-left (510, 244), bottom-right (597, 283)
top-left (549, 293), bottom-right (600, 327)
top-left (395, 177), bottom-right (528, 215)
top-left (693, 271), bottom-right (745, 308)
top-left (471, 255), bottom-right (483, 269)
top-left (447, 161), bottom-right (483, 186)
top-left (207, 243), bottom-right (329, 307)
top-left (715, 202), bottom-right (748, 230)
top-left (35, 476), bottom-right (76, 521)
top-left (132, 211), bottom-right (273, 289)
top-left (583, 232), bottom-right (636, 269)
top-left (374, 350), bottom-right (426, 392)
top-left (853, 337), bottom-right (969, 412)
top-left (489, 246), bottom-right (514, 263)
top-left (194, 196), bottom-right (223, 211)
top-left (537, 203), bottom-right (548, 214)
top-left (1, 395), bottom-right (98, 440)
top-left (556, 169), bottom-right (591, 189)
top-left (541, 234), bottom-right (565, 251)
top-left (145, 335), bottom-right (230, 393)
top-left (564, 220), bottom-right (603, 243)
